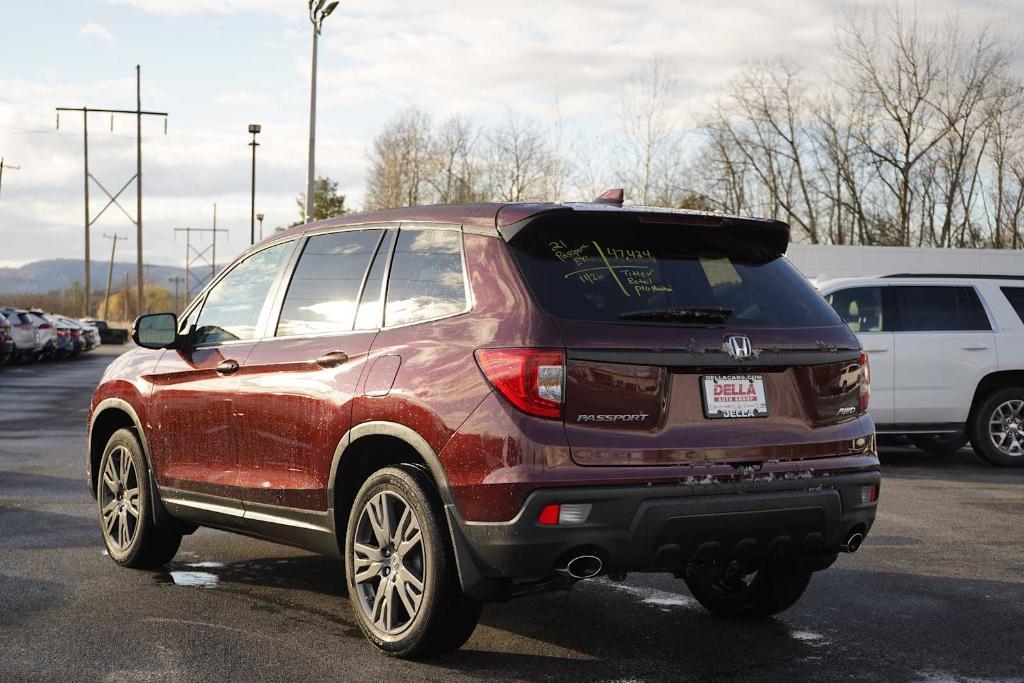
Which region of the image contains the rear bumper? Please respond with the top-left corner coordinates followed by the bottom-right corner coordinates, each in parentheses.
top-left (447, 471), bottom-right (879, 601)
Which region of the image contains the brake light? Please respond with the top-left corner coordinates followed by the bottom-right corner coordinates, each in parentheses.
top-left (70, 329), bottom-right (80, 337)
top-left (57, 329), bottom-right (67, 337)
top-left (858, 351), bottom-right (870, 413)
top-left (474, 348), bottom-right (565, 419)
top-left (39, 323), bottom-right (51, 329)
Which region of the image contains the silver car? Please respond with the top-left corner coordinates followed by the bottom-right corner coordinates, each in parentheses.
top-left (0, 308), bottom-right (43, 361)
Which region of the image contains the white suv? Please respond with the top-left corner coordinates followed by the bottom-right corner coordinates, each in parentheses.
top-left (816, 275), bottom-right (1024, 467)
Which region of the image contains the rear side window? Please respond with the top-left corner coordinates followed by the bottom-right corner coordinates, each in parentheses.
top-left (276, 229), bottom-right (383, 336)
top-left (826, 287), bottom-right (886, 332)
top-left (892, 286), bottom-right (990, 332)
top-left (1001, 287), bottom-right (1024, 324)
top-left (508, 219), bottom-right (841, 328)
top-left (384, 228), bottom-right (467, 326)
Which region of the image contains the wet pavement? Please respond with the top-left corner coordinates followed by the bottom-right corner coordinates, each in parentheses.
top-left (2, 347), bottom-right (1023, 681)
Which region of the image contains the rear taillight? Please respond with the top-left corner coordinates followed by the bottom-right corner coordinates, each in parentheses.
top-left (70, 329), bottom-right (80, 337)
top-left (39, 323), bottom-right (51, 329)
top-left (858, 351), bottom-right (870, 413)
top-left (474, 348), bottom-right (565, 419)
top-left (57, 329), bottom-right (67, 337)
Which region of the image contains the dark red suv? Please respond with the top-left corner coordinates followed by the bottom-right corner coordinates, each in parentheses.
top-left (88, 197), bottom-right (879, 657)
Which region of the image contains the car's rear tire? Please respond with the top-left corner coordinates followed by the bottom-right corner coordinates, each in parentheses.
top-left (97, 428), bottom-right (182, 567)
top-left (969, 388), bottom-right (1024, 467)
top-left (909, 432), bottom-right (969, 455)
top-left (344, 466), bottom-right (481, 658)
top-left (684, 561), bottom-right (812, 620)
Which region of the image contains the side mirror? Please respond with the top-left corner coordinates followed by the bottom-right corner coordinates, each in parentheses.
top-left (132, 313), bottom-right (179, 350)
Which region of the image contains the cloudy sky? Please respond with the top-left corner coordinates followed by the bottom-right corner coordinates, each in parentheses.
top-left (1, 0), bottom-right (1021, 269)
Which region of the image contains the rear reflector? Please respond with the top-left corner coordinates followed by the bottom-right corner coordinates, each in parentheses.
top-left (537, 503), bottom-right (593, 525)
top-left (538, 504), bottom-right (560, 525)
top-left (475, 348), bottom-right (565, 419)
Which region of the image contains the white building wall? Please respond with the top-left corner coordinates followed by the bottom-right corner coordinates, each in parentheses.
top-left (785, 244), bottom-right (1024, 280)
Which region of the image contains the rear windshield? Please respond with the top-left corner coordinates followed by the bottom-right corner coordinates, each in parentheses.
top-left (508, 218), bottom-right (841, 328)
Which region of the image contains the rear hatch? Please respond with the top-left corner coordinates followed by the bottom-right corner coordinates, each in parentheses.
top-left (505, 208), bottom-right (868, 466)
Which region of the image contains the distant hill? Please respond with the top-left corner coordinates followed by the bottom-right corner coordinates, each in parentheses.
top-left (0, 258), bottom-right (191, 294)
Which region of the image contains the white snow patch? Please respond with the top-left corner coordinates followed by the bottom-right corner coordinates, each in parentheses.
top-left (600, 580), bottom-right (697, 609)
top-left (168, 571), bottom-right (219, 588)
top-left (791, 630), bottom-right (830, 646)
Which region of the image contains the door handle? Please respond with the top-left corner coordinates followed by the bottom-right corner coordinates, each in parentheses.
top-left (315, 350), bottom-right (349, 369)
top-left (215, 359), bottom-right (240, 375)
top-left (962, 346), bottom-right (989, 351)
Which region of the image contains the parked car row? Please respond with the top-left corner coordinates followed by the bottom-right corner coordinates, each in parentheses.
top-left (0, 307), bottom-right (109, 363)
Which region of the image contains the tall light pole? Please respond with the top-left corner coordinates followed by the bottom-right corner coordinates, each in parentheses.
top-left (305, 0), bottom-right (340, 224)
top-left (248, 123), bottom-right (261, 245)
top-left (256, 212), bottom-right (265, 241)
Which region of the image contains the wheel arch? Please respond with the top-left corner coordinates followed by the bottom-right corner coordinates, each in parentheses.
top-left (969, 370), bottom-right (1024, 422)
top-left (88, 398), bottom-right (184, 531)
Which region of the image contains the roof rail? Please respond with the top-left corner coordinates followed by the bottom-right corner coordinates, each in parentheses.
top-left (882, 273), bottom-right (1024, 281)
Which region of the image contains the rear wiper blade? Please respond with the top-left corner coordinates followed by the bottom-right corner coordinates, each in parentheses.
top-left (617, 306), bottom-right (734, 323)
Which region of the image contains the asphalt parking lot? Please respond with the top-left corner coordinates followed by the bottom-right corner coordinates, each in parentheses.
top-left (2, 347), bottom-right (1023, 682)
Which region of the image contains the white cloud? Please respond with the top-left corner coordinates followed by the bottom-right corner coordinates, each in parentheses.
top-left (81, 23), bottom-right (115, 44)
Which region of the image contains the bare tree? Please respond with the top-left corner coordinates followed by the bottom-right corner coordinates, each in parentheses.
top-left (616, 57), bottom-right (686, 205)
top-left (984, 79), bottom-right (1024, 248)
top-left (481, 112), bottom-right (555, 202)
top-left (427, 116), bottom-right (482, 204)
top-left (364, 108), bottom-right (433, 211)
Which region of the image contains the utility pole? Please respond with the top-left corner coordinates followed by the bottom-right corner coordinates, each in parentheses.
top-left (122, 271), bottom-right (130, 323)
top-left (305, 0), bottom-right (340, 223)
top-left (56, 65), bottom-right (168, 317)
top-left (168, 276), bottom-right (184, 313)
top-left (0, 157), bottom-right (21, 201)
top-left (249, 124), bottom-right (260, 245)
top-left (102, 233), bottom-right (126, 320)
top-left (174, 206), bottom-right (228, 302)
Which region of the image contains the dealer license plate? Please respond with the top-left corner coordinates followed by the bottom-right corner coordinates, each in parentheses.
top-left (701, 375), bottom-right (768, 419)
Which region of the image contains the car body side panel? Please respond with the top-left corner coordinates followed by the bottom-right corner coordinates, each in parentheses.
top-left (353, 232), bottom-right (563, 459)
top-left (233, 332), bottom-right (378, 510)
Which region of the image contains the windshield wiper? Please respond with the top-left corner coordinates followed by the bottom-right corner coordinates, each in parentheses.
top-left (617, 306), bottom-right (734, 324)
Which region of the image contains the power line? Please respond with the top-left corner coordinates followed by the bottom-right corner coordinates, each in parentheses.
top-left (55, 65), bottom-right (169, 317)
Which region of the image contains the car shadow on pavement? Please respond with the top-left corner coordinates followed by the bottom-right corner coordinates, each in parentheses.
top-left (879, 446), bottom-right (1024, 484)
top-left (147, 552), bottom-right (1024, 681)
top-left (0, 505), bottom-right (99, 550)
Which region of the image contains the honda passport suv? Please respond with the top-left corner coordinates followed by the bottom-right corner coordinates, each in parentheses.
top-left (88, 196), bottom-right (880, 657)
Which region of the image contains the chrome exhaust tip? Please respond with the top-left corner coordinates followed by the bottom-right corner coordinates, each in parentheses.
top-left (558, 555), bottom-right (604, 580)
top-left (841, 531), bottom-right (864, 553)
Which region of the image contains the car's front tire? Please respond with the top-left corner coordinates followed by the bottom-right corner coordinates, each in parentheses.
top-left (344, 466), bottom-right (481, 658)
top-left (684, 561), bottom-right (812, 620)
top-left (970, 388), bottom-right (1024, 467)
top-left (97, 428), bottom-right (182, 567)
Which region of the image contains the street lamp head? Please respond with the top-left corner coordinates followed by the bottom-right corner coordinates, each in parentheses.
top-left (256, 213), bottom-right (265, 221)
top-left (248, 123), bottom-right (261, 134)
top-left (323, 1), bottom-right (339, 17)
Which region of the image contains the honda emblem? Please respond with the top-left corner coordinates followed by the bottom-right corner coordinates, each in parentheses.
top-left (724, 335), bottom-right (754, 360)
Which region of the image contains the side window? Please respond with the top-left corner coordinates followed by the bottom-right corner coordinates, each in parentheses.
top-left (893, 286), bottom-right (991, 332)
top-left (276, 230), bottom-right (383, 336)
top-left (384, 228), bottom-right (467, 327)
top-left (825, 287), bottom-right (885, 333)
top-left (354, 229), bottom-right (396, 330)
top-left (193, 241), bottom-right (292, 345)
top-left (1002, 287), bottom-right (1024, 324)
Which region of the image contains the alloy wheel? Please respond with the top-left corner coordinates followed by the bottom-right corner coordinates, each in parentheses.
top-left (352, 490), bottom-right (426, 636)
top-left (989, 399), bottom-right (1024, 457)
top-left (99, 446), bottom-right (141, 550)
